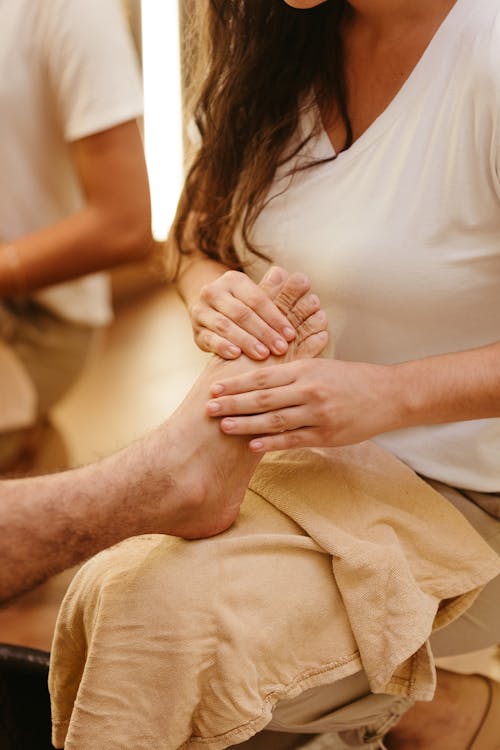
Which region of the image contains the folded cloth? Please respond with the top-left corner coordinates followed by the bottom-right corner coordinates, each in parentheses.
top-left (250, 446), bottom-right (500, 699)
top-left (50, 443), bottom-right (500, 750)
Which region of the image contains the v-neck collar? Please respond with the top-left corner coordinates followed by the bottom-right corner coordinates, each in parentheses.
top-left (311, 0), bottom-right (469, 164)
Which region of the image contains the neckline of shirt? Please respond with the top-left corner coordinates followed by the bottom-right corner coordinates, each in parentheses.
top-left (306, 0), bottom-right (471, 167)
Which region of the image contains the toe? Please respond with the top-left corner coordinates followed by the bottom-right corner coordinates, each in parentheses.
top-left (273, 273), bottom-right (311, 316)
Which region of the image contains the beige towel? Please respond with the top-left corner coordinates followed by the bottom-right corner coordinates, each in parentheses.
top-left (50, 443), bottom-right (500, 750)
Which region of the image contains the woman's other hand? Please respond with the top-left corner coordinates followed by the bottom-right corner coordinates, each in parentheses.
top-left (206, 358), bottom-right (405, 451)
top-left (189, 266), bottom-right (300, 360)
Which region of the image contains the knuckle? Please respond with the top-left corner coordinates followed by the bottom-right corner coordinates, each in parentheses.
top-left (303, 381), bottom-right (321, 401)
top-left (200, 283), bottom-right (219, 304)
top-left (195, 332), bottom-right (211, 353)
top-left (255, 371), bottom-right (270, 389)
top-left (270, 412), bottom-right (287, 432)
top-left (225, 270), bottom-right (242, 286)
top-left (233, 305), bottom-right (253, 325)
top-left (212, 313), bottom-right (230, 336)
top-left (189, 301), bottom-right (203, 321)
top-left (288, 432), bottom-right (303, 447)
top-left (245, 289), bottom-right (264, 308)
top-left (214, 337), bottom-right (231, 357)
top-left (256, 391), bottom-right (271, 410)
top-left (315, 387), bottom-right (330, 403)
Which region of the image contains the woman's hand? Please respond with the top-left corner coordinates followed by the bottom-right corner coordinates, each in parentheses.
top-left (189, 267), bottom-right (300, 360)
top-left (206, 358), bottom-right (405, 451)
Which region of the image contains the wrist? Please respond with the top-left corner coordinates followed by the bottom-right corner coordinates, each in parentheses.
top-left (175, 255), bottom-right (229, 308)
top-left (362, 362), bottom-right (411, 434)
top-left (388, 358), bottom-right (438, 430)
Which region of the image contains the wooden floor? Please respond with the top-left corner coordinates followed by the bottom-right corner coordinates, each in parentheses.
top-left (0, 282), bottom-right (498, 689)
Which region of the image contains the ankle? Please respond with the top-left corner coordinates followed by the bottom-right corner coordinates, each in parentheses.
top-left (386, 671), bottom-right (490, 750)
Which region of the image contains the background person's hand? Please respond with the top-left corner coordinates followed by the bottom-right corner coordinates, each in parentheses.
top-left (206, 358), bottom-right (405, 451)
top-left (189, 267), bottom-right (300, 360)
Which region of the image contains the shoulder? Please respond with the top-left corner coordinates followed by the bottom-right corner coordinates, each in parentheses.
top-left (35, 0), bottom-right (132, 52)
top-left (34, 0), bottom-right (142, 140)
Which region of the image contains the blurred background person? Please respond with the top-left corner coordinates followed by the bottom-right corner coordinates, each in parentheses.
top-left (0, 0), bottom-right (152, 472)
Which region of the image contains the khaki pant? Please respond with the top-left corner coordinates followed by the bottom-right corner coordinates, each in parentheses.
top-left (0, 299), bottom-right (93, 470)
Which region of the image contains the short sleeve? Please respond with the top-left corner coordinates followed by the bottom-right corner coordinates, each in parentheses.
top-left (39, 0), bottom-right (143, 141)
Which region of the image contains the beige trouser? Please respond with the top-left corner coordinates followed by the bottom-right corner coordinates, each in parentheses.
top-left (0, 299), bottom-right (93, 470)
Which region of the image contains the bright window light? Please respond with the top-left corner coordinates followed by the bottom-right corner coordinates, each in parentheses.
top-left (141, 1), bottom-right (183, 241)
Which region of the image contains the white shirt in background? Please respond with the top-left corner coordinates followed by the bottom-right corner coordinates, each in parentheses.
top-left (0, 0), bottom-right (144, 326)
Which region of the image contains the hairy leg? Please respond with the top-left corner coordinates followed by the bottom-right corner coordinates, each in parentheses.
top-left (150, 270), bottom-right (328, 539)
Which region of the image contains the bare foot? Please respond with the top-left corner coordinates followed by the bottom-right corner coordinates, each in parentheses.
top-left (385, 669), bottom-right (491, 750)
top-left (155, 270), bottom-right (328, 539)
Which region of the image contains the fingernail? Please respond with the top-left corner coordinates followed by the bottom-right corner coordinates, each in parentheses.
top-left (294, 273), bottom-right (309, 286)
top-left (207, 400), bottom-right (221, 414)
top-left (264, 266), bottom-right (284, 284)
top-left (255, 343), bottom-right (269, 357)
top-left (307, 294), bottom-right (320, 307)
top-left (250, 440), bottom-right (265, 452)
top-left (211, 383), bottom-right (224, 395)
top-left (283, 326), bottom-right (295, 340)
top-left (222, 418), bottom-right (236, 431)
top-left (273, 339), bottom-right (288, 354)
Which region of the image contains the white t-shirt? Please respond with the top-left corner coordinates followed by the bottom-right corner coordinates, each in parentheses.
top-left (237, 0), bottom-right (500, 492)
top-left (0, 0), bottom-right (144, 326)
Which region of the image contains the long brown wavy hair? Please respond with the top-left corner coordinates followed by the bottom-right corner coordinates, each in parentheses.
top-left (171, 0), bottom-right (350, 273)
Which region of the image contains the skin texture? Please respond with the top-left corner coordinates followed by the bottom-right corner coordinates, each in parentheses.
top-left (385, 670), bottom-right (491, 750)
top-left (207, 344), bottom-right (500, 452)
top-left (189, 268), bottom-right (297, 360)
top-left (0, 120), bottom-right (152, 296)
top-left (177, 261), bottom-right (298, 361)
top-left (0, 268), bottom-right (328, 605)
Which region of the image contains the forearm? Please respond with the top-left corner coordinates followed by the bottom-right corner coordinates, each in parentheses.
top-left (0, 207), bottom-right (152, 297)
top-left (0, 430), bottom-right (174, 604)
top-left (393, 340), bottom-right (500, 428)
